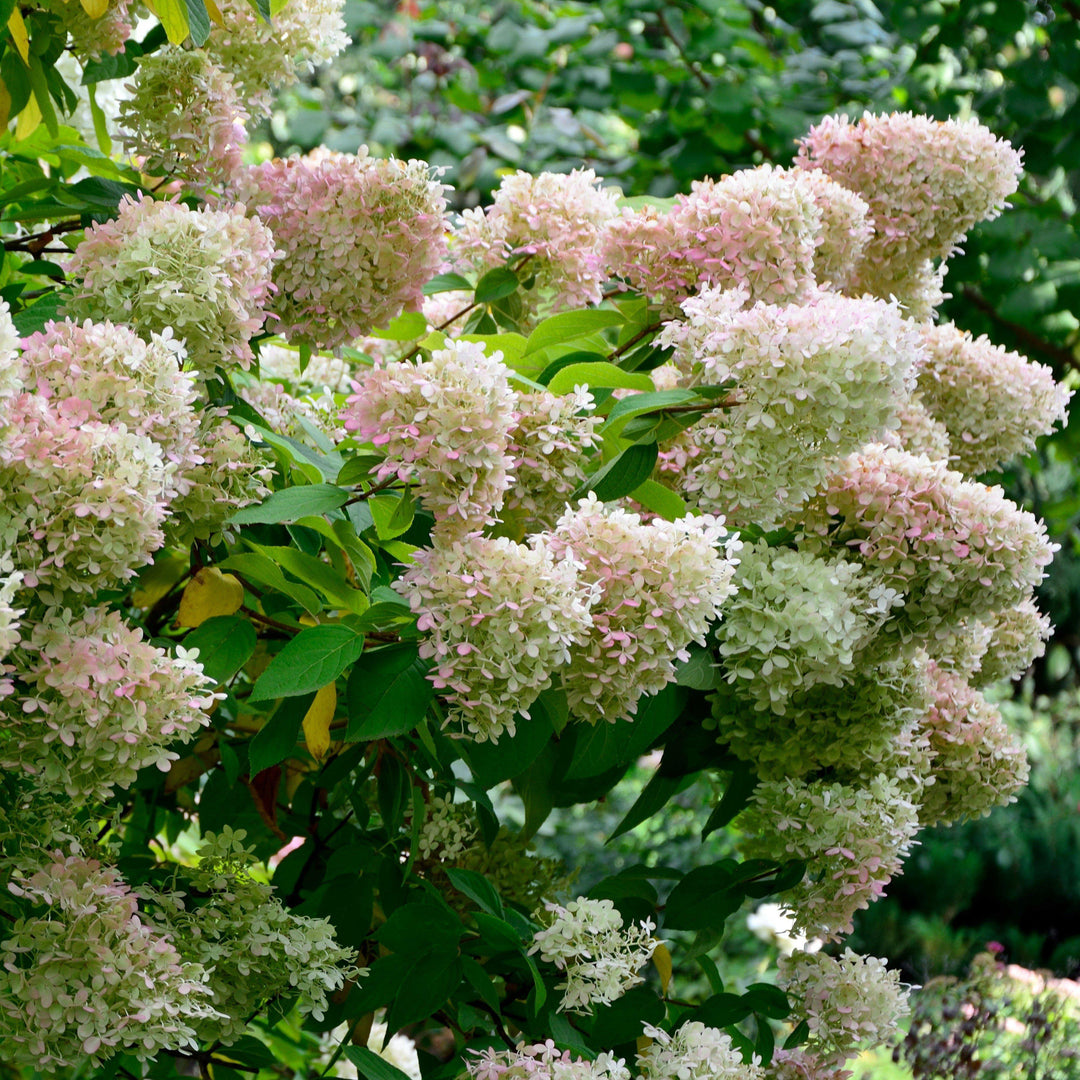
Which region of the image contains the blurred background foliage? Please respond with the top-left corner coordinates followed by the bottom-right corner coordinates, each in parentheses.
top-left (261, 0), bottom-right (1080, 998)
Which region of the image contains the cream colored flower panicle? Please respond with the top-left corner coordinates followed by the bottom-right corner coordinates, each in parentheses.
top-left (468, 1042), bottom-right (631, 1080)
top-left (638, 1022), bottom-right (764, 1080)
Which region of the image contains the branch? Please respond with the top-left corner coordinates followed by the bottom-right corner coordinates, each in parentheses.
top-left (606, 321), bottom-right (663, 362)
top-left (654, 9), bottom-right (711, 92)
top-left (961, 286), bottom-right (1080, 375)
top-left (2, 219), bottom-right (84, 253)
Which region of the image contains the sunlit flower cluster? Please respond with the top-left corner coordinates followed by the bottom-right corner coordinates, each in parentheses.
top-left (746, 903), bottom-right (822, 957)
top-left (468, 1041), bottom-right (632, 1080)
top-left (235, 148), bottom-right (447, 348)
top-left (45, 0), bottom-right (134, 59)
top-left (0, 565), bottom-right (25, 661)
top-left (638, 1022), bottom-right (763, 1080)
top-left (547, 495), bottom-right (739, 722)
top-left (793, 167), bottom-right (873, 291)
top-left (69, 194), bottom-right (277, 375)
top-left (881, 392), bottom-right (952, 461)
top-left (530, 898), bottom-right (658, 1013)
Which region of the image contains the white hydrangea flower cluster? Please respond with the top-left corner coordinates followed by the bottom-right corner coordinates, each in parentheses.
top-left (0, 563), bottom-right (25, 662)
top-left (792, 167), bottom-right (874, 291)
top-left (638, 1022), bottom-right (764, 1080)
top-left (971, 598), bottom-right (1052, 686)
top-left (394, 533), bottom-right (596, 741)
top-left (468, 1041), bottom-right (631, 1080)
top-left (416, 795), bottom-right (478, 861)
top-left (345, 340), bottom-right (519, 535)
top-left (917, 322), bottom-right (1071, 476)
top-left (660, 288), bottom-right (920, 528)
top-left (0, 605), bottom-right (218, 802)
top-left (547, 495), bottom-right (740, 723)
top-left (0, 300), bottom-right (18, 387)
top-left (529, 898), bottom-right (659, 1014)
top-left (745, 903), bottom-right (822, 957)
top-left (0, 854), bottom-right (218, 1072)
top-left (881, 391), bottom-right (953, 461)
top-left (778, 948), bottom-right (911, 1066)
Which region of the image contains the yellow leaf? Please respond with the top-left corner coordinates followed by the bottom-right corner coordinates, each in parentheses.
top-left (177, 567), bottom-right (244, 628)
top-left (204, 0), bottom-right (224, 24)
top-left (7, 9), bottom-right (29, 64)
top-left (0, 80), bottom-right (11, 130)
top-left (146, 0), bottom-right (190, 44)
top-left (302, 683), bottom-right (336, 763)
top-left (132, 553), bottom-right (189, 610)
top-left (636, 1035), bottom-right (654, 1056)
top-left (14, 93), bottom-right (41, 141)
top-left (653, 942), bottom-right (673, 995)
top-left (79, 0), bottom-right (110, 17)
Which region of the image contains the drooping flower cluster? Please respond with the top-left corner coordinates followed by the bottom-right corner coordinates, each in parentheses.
top-left (43, 0), bottom-right (134, 59)
top-left (68, 194), bottom-right (277, 375)
top-left (916, 322), bottom-right (1071, 476)
top-left (529, 898), bottom-right (659, 1013)
top-left (468, 1041), bottom-right (632, 1080)
top-left (0, 605), bottom-right (217, 802)
top-left (638, 1022), bottom-right (763, 1080)
top-left (346, 340), bottom-right (518, 533)
top-left (0, 854), bottom-right (217, 1072)
top-left (778, 949), bottom-right (910, 1066)
top-left (394, 533), bottom-right (596, 741)
top-left (546, 495), bottom-right (739, 722)
top-left (234, 149), bottom-right (447, 349)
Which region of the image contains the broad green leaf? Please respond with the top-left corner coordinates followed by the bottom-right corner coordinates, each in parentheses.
top-left (585, 443), bottom-right (659, 502)
top-left (229, 483), bottom-right (349, 525)
top-left (465, 702), bottom-right (554, 788)
top-left (422, 271), bottom-right (473, 295)
top-left (695, 991), bottom-right (754, 1028)
top-left (458, 332), bottom-right (528, 368)
top-left (246, 543), bottom-right (367, 615)
top-left (629, 478), bottom-right (687, 521)
top-left (248, 692), bottom-right (315, 775)
top-left (607, 769), bottom-right (683, 842)
top-left (182, 615), bottom-right (256, 687)
top-left (182, 0), bottom-right (210, 43)
top-left (547, 362), bottom-right (655, 397)
top-left (445, 867), bottom-right (504, 917)
top-left (149, 0), bottom-right (191, 43)
top-left (674, 647), bottom-right (721, 691)
top-left (344, 1047), bottom-right (416, 1080)
top-left (603, 388), bottom-right (700, 427)
top-left (218, 552), bottom-right (322, 616)
top-left (371, 311), bottom-right (427, 341)
top-left (474, 266), bottom-right (520, 303)
top-left (378, 900), bottom-right (464, 956)
top-left (702, 764), bottom-right (758, 837)
top-left (346, 643), bottom-right (435, 740)
top-left (663, 864), bottom-right (743, 930)
top-left (368, 492), bottom-right (415, 541)
top-left (590, 986), bottom-right (665, 1046)
top-left (461, 956), bottom-right (500, 1011)
top-left (249, 624), bottom-right (365, 701)
top-left (742, 982), bottom-right (792, 1020)
top-left (523, 309), bottom-right (624, 355)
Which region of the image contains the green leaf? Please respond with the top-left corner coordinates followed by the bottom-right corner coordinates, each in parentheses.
top-left (371, 311), bottom-right (428, 341)
top-left (603, 388), bottom-right (699, 427)
top-left (472, 911), bottom-right (524, 953)
top-left (346, 643), bottom-right (435, 740)
top-left (461, 956), bottom-right (500, 1011)
top-left (378, 900), bottom-right (464, 956)
top-left (182, 0), bottom-right (211, 44)
top-left (445, 867), bottom-right (504, 917)
top-left (215, 1036), bottom-right (280, 1071)
top-left (465, 704), bottom-right (554, 788)
top-left (229, 484), bottom-right (350, 526)
top-left (743, 982), bottom-right (791, 1020)
top-left (474, 266), bottom-right (520, 303)
top-left (217, 553), bottom-right (322, 617)
top-left (523, 309), bottom-right (625, 355)
top-left (702, 764), bottom-right (758, 837)
top-left (674, 647), bottom-right (721, 692)
top-left (547, 362), bottom-right (654, 397)
top-left (385, 954), bottom-right (461, 1033)
top-left (369, 492), bottom-right (415, 541)
top-left (11, 291), bottom-right (69, 336)
top-left (695, 991), bottom-right (754, 1028)
top-left (246, 543), bottom-right (367, 614)
top-left (182, 615), bottom-right (256, 687)
top-left (607, 769), bottom-right (683, 842)
top-left (783, 1019), bottom-right (810, 1050)
top-left (248, 692), bottom-right (315, 775)
top-left (249, 625), bottom-right (365, 702)
top-left (458, 332), bottom-right (528, 370)
top-left (591, 986), bottom-right (665, 1046)
top-left (422, 272), bottom-right (473, 295)
top-left (336, 454), bottom-right (383, 486)
top-left (343, 1047), bottom-right (416, 1080)
top-left (586, 443), bottom-right (659, 501)
top-left (663, 864), bottom-right (743, 931)
top-left (377, 755), bottom-right (410, 836)
top-left (629, 478), bottom-right (687, 521)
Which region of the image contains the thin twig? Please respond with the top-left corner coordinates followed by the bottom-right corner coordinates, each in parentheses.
top-left (342, 474), bottom-right (400, 506)
top-left (654, 9), bottom-right (711, 92)
top-left (606, 321), bottom-right (664, 362)
top-left (240, 606), bottom-right (299, 635)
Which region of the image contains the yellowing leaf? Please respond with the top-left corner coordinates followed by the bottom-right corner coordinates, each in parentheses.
top-left (7, 9), bottom-right (29, 64)
top-left (80, 0), bottom-right (110, 17)
top-left (147, 0), bottom-right (190, 43)
top-left (204, 0), bottom-right (224, 24)
top-left (177, 567), bottom-right (244, 628)
top-left (0, 80), bottom-right (11, 130)
top-left (14, 93), bottom-right (41, 140)
top-left (636, 1035), bottom-right (654, 1056)
top-left (302, 683), bottom-right (336, 763)
top-left (653, 942), bottom-right (673, 995)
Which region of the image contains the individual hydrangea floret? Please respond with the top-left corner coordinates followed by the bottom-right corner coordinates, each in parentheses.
top-left (468, 1041), bottom-right (631, 1080)
top-left (345, 339), bottom-right (518, 534)
top-left (234, 148), bottom-right (447, 349)
top-left (779, 949), bottom-right (910, 1066)
top-left (68, 194), bottom-right (277, 376)
top-left (0, 605), bottom-right (218, 802)
top-left (638, 1022), bottom-right (764, 1080)
top-left (547, 495), bottom-right (740, 723)
top-left (740, 774), bottom-right (921, 940)
top-left (119, 46), bottom-right (248, 189)
top-left (530, 898), bottom-right (659, 1014)
top-left (394, 533), bottom-right (596, 741)
top-left (917, 322), bottom-right (1071, 475)
top-left (0, 854), bottom-right (217, 1071)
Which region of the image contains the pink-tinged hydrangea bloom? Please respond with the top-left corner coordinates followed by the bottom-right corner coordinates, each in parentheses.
top-left (43, 0), bottom-right (133, 59)
top-left (234, 148), bottom-right (447, 349)
top-left (1, 605), bottom-right (218, 802)
top-left (740, 773), bottom-right (921, 941)
top-left (767, 1049), bottom-right (854, 1080)
top-left (0, 854), bottom-right (217, 1071)
top-left (779, 949), bottom-right (910, 1066)
top-left (0, 300), bottom-right (18, 391)
top-left (454, 169), bottom-right (620, 320)
top-left (119, 47), bottom-right (248, 189)
top-left (793, 167), bottom-right (874, 292)
top-left (638, 1022), bottom-right (764, 1080)
top-left (795, 112), bottom-right (1023, 309)
top-left (394, 533), bottom-right (596, 742)
top-left (547, 495), bottom-right (739, 723)
top-left (0, 564), bottom-right (24, 660)
top-left (468, 1041), bottom-right (631, 1080)
top-left (0, 393), bottom-right (168, 594)
top-left (661, 288), bottom-right (921, 529)
top-left (19, 319), bottom-right (202, 500)
top-left (205, 0), bottom-right (350, 117)
top-left (502, 388), bottom-right (601, 532)
top-left (972, 597), bottom-right (1051, 686)
top-left (879, 392), bottom-right (952, 461)
top-left (238, 378), bottom-right (345, 444)
top-left (606, 165), bottom-right (821, 307)
top-left (530, 898), bottom-right (658, 1014)
top-left (917, 322), bottom-right (1071, 475)
top-left (802, 444), bottom-right (1056, 638)
top-left (345, 339), bottom-right (518, 534)
top-left (917, 661), bottom-right (1030, 827)
top-left (69, 194), bottom-right (277, 376)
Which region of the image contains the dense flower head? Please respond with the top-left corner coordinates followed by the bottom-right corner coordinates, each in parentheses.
top-left (0, 300), bottom-right (18, 389)
top-left (345, 339), bottom-right (518, 534)
top-left (779, 949), bottom-right (910, 1066)
top-left (802, 444), bottom-right (1056, 639)
top-left (795, 112), bottom-right (1023, 308)
top-left (69, 194), bottom-right (277, 375)
top-left (766, 1049), bottom-right (854, 1080)
top-left (917, 661), bottom-right (1030, 826)
top-left (0, 393), bottom-right (168, 594)
top-left (43, 0), bottom-right (133, 59)
top-left (530, 898), bottom-right (659, 1013)
top-left (234, 148), bottom-right (447, 349)
top-left (119, 46), bottom-right (248, 189)
top-left (880, 392), bottom-right (952, 461)
top-left (547, 495), bottom-right (739, 723)
top-left (638, 1022), bottom-right (763, 1080)
top-left (0, 605), bottom-right (217, 802)
top-left (0, 854), bottom-right (216, 1071)
top-left (468, 1041), bottom-right (631, 1080)
top-left (205, 0), bottom-right (350, 116)
top-left (0, 565), bottom-right (24, 660)
top-left (502, 387), bottom-right (601, 531)
top-left (972, 597), bottom-right (1052, 686)
top-left (394, 532), bottom-right (596, 741)
top-left (416, 795), bottom-right (478, 862)
top-left (916, 322), bottom-right (1071, 475)
top-left (454, 169), bottom-right (620, 318)
top-left (661, 288), bottom-right (920, 528)
top-left (792, 167), bottom-right (874, 291)
top-left (740, 774), bottom-right (922, 940)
